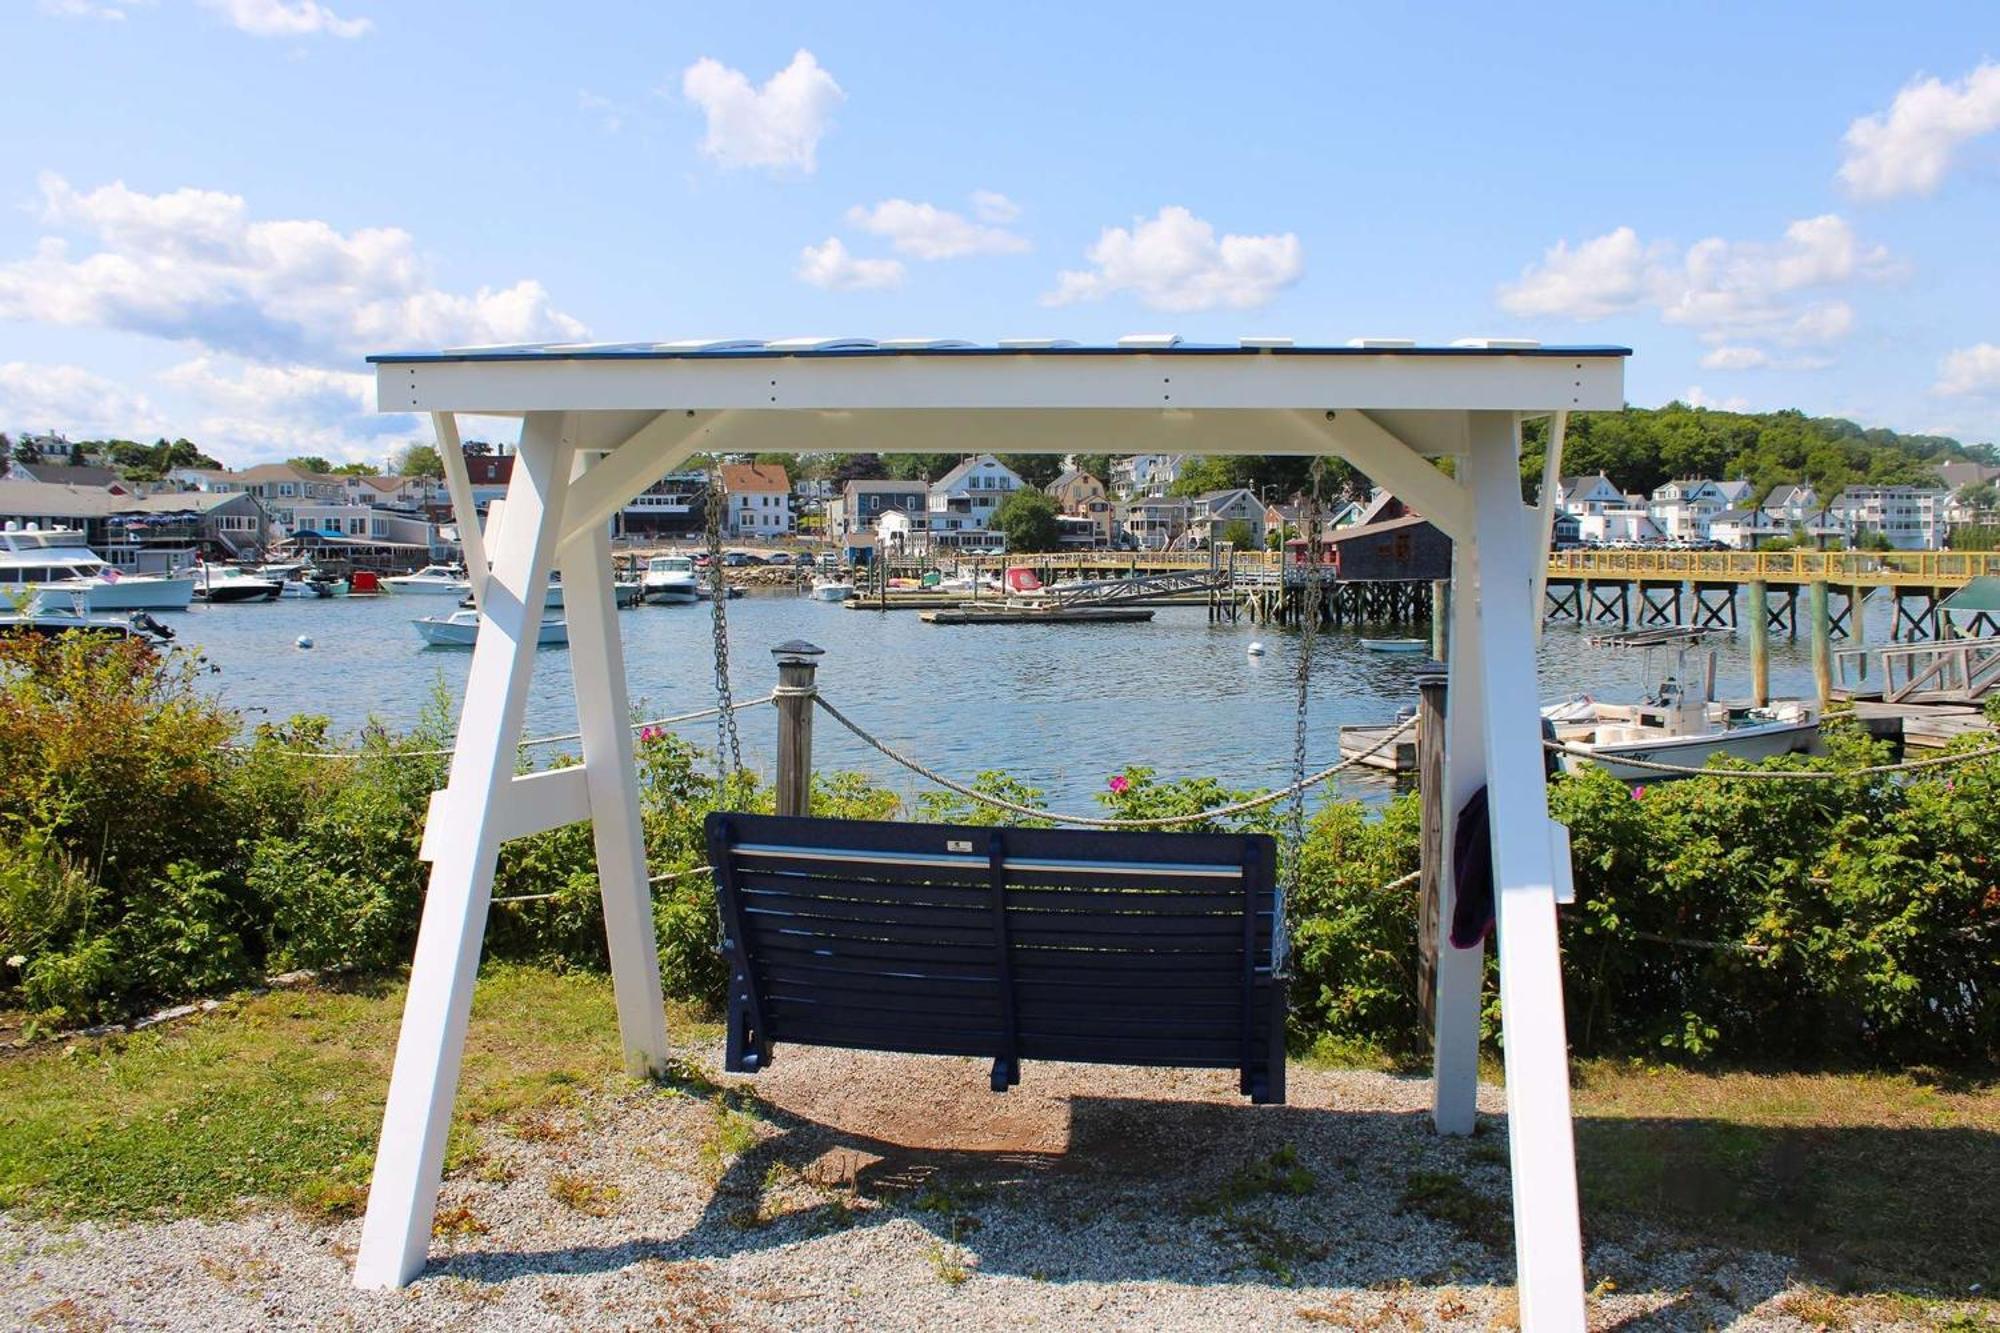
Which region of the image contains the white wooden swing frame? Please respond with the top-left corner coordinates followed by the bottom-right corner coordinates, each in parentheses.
top-left (353, 340), bottom-right (1627, 1331)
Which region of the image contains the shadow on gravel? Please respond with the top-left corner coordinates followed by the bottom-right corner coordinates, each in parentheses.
top-left (424, 1089), bottom-right (1990, 1321)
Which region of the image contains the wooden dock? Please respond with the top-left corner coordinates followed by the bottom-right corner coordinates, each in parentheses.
top-left (920, 605), bottom-right (1157, 625)
top-left (1338, 722), bottom-right (1420, 773)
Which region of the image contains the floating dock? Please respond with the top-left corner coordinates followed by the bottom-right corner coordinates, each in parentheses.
top-left (920, 605), bottom-right (1157, 626)
top-left (1337, 722), bottom-right (1420, 773)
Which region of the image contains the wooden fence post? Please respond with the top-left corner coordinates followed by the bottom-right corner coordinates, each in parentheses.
top-left (1415, 663), bottom-right (1449, 1033)
top-left (1810, 580), bottom-right (1833, 712)
top-left (772, 640), bottom-right (823, 817)
top-left (1748, 579), bottom-right (1770, 707)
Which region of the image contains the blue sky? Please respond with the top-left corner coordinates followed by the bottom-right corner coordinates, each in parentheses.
top-left (1, 1), bottom-right (1996, 464)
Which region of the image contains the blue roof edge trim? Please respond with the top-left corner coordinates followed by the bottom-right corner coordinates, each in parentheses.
top-left (366, 343), bottom-right (1633, 365)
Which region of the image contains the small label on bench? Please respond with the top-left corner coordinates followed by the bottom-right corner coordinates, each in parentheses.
top-left (947, 839), bottom-right (973, 853)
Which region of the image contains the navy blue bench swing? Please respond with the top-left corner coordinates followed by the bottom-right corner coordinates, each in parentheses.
top-left (704, 812), bottom-right (1288, 1103)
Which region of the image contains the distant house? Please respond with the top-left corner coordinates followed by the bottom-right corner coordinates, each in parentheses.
top-left (6, 462), bottom-right (123, 490)
top-left (1708, 508), bottom-right (1784, 550)
top-left (1648, 478), bottom-right (1729, 539)
top-left (1109, 454), bottom-right (1184, 499)
top-left (925, 454), bottom-right (1023, 547)
top-left (828, 479), bottom-right (927, 542)
top-left (718, 462), bottom-right (792, 539)
top-left (461, 450), bottom-right (515, 512)
top-left (1833, 484), bottom-right (1950, 550)
top-left (1045, 468), bottom-right (1106, 513)
top-left (619, 470), bottom-right (708, 538)
top-left (1120, 495), bottom-right (1193, 550)
top-left (1289, 513), bottom-right (1451, 580)
top-left (1187, 488), bottom-right (1267, 547)
top-left (0, 480), bottom-right (266, 563)
top-left (1553, 473), bottom-right (1624, 516)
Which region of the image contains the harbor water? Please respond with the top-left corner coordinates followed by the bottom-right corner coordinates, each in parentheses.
top-left (167, 588), bottom-right (1885, 811)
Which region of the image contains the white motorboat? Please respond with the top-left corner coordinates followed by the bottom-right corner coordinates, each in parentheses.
top-left (382, 564), bottom-right (467, 596)
top-left (1360, 637), bottom-right (1430, 653)
top-left (1550, 659), bottom-right (1817, 782)
top-left (0, 590), bottom-right (176, 642)
top-left (0, 524), bottom-right (195, 611)
top-left (810, 577), bottom-right (855, 602)
top-left (413, 608), bottom-right (569, 648)
top-left (643, 555), bottom-right (700, 604)
top-left (194, 564), bottom-right (283, 603)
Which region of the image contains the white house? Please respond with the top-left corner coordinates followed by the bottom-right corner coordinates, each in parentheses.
top-left (1120, 495), bottom-right (1193, 549)
top-left (1188, 487), bottom-right (1267, 547)
top-left (1832, 484), bottom-right (1950, 550)
top-left (926, 454), bottom-right (1023, 543)
top-left (1647, 478), bottom-right (1729, 539)
top-left (1553, 473), bottom-right (1624, 516)
top-left (719, 462), bottom-right (792, 539)
top-left (1109, 454), bottom-right (1185, 499)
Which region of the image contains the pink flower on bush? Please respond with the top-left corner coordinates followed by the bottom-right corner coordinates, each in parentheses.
top-left (639, 726), bottom-right (663, 744)
top-left (1108, 774), bottom-right (1130, 795)
top-left (1631, 785), bottom-right (1645, 800)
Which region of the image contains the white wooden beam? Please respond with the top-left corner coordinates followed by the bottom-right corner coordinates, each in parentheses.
top-left (354, 411), bottom-right (577, 1290)
top-left (1464, 411), bottom-right (1587, 1331)
top-left (377, 348), bottom-right (1628, 416)
top-left (1533, 410), bottom-right (1569, 645)
top-left (559, 449), bottom-right (670, 1078)
top-left (431, 413), bottom-right (489, 608)
top-left (1277, 409), bottom-right (1474, 541)
top-left (1431, 503), bottom-right (1486, 1137)
top-left (557, 410), bottom-right (723, 549)
top-left (417, 766), bottom-right (591, 861)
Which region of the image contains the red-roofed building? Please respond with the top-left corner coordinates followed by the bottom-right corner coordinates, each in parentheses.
top-left (719, 462), bottom-right (791, 538)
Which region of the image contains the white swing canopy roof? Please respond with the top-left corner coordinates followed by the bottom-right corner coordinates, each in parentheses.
top-left (370, 336), bottom-right (1628, 459)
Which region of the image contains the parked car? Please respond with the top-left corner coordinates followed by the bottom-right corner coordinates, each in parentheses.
top-left (767, 552), bottom-right (794, 566)
top-left (722, 551), bottom-right (756, 567)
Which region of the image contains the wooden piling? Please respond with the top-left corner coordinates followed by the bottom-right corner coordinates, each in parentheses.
top-left (1748, 579), bottom-right (1769, 707)
top-left (1430, 579), bottom-right (1450, 661)
top-left (1414, 666), bottom-right (1447, 1033)
top-left (1809, 580), bottom-right (1832, 712)
top-left (772, 640), bottom-right (822, 817)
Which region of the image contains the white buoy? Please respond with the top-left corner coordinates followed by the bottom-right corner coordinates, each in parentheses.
top-left (296, 635), bottom-right (314, 649)
top-left (1247, 641), bottom-right (1266, 656)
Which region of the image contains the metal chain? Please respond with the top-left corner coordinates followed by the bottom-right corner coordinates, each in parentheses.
top-left (1277, 466), bottom-right (1329, 976)
top-left (705, 462), bottom-right (743, 795)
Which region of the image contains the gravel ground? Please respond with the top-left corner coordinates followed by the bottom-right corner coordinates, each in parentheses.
top-left (0, 1047), bottom-right (1936, 1330)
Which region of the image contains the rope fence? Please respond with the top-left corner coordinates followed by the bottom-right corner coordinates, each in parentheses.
top-left (223, 695), bottom-right (775, 761)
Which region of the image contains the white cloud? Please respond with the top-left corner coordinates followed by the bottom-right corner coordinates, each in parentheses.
top-left (0, 362), bottom-right (164, 439)
top-left (795, 237), bottom-right (903, 292)
top-left (1838, 62), bottom-right (2000, 200)
top-left (0, 174), bottom-right (585, 364)
top-left (197, 0), bottom-right (370, 38)
top-left (970, 190), bottom-right (1021, 225)
top-left (845, 196), bottom-right (1028, 260)
top-left (1699, 345), bottom-right (1835, 373)
top-left (1680, 385), bottom-right (1751, 412)
top-left (1042, 206), bottom-right (1303, 312)
top-left (1935, 343), bottom-right (2000, 397)
top-left (1499, 215), bottom-right (1893, 353)
top-left (682, 50), bottom-right (842, 175)
top-left (39, 0), bottom-right (151, 20)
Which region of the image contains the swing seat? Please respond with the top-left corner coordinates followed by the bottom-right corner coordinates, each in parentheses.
top-left (704, 812), bottom-right (1287, 1103)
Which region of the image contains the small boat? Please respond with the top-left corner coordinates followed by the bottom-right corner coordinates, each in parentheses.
top-left (1360, 637), bottom-right (1429, 653)
top-left (413, 609), bottom-right (569, 648)
top-left (614, 577), bottom-right (643, 608)
top-left (195, 565), bottom-right (283, 603)
top-left (1550, 658), bottom-right (1817, 782)
top-left (694, 582), bottom-right (744, 600)
top-left (643, 555), bottom-right (700, 605)
top-left (382, 564), bottom-right (467, 596)
top-left (810, 577), bottom-right (855, 603)
top-left (0, 591), bottom-right (175, 642)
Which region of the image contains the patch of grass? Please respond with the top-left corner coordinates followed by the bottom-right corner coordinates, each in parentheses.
top-left (548, 1172), bottom-right (620, 1217)
top-left (1195, 1143), bottom-right (1316, 1214)
top-left (431, 1204), bottom-right (489, 1238)
top-left (696, 1097), bottom-right (762, 1182)
top-left (0, 965), bottom-right (680, 1223)
top-left (1568, 1060), bottom-right (2000, 1295)
top-left (1399, 1170), bottom-right (1510, 1250)
top-left (925, 1226), bottom-right (973, 1287)
top-left (1214, 1213), bottom-right (1327, 1285)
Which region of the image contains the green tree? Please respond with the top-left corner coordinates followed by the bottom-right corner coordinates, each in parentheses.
top-left (998, 454), bottom-right (1063, 489)
top-left (330, 462), bottom-right (379, 476)
top-left (1220, 518), bottom-right (1256, 549)
top-left (287, 455), bottom-right (334, 474)
top-left (394, 444), bottom-right (444, 478)
top-left (993, 489), bottom-right (1060, 552)
top-left (885, 453), bottom-right (956, 483)
top-left (832, 453), bottom-right (888, 484)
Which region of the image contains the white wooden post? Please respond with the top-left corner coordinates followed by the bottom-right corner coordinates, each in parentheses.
top-left (1463, 411), bottom-right (1588, 1330)
top-left (1430, 501), bottom-right (1485, 1137)
top-left (353, 411), bottom-right (577, 1290)
top-left (557, 450), bottom-right (669, 1077)
top-left (432, 412), bottom-right (489, 608)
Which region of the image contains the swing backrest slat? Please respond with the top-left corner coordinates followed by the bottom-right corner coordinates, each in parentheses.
top-left (705, 812), bottom-right (1287, 1103)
